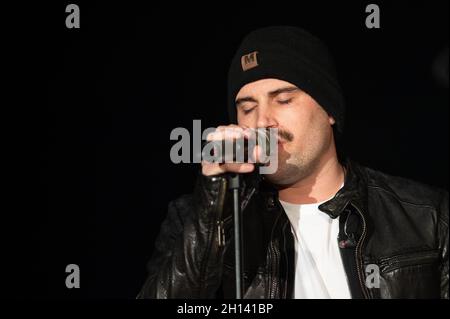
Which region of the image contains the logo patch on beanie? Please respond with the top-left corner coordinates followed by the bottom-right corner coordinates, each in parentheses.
top-left (241, 51), bottom-right (259, 71)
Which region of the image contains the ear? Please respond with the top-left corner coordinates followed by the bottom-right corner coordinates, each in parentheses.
top-left (329, 116), bottom-right (336, 125)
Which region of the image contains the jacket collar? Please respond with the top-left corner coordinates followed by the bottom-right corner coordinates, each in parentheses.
top-left (318, 158), bottom-right (369, 219)
top-left (256, 158), bottom-right (369, 219)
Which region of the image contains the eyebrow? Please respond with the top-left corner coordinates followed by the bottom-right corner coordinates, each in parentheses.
top-left (235, 86), bottom-right (300, 107)
top-left (268, 86), bottom-right (300, 97)
top-left (235, 96), bottom-right (258, 108)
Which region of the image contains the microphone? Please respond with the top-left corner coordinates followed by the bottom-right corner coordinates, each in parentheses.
top-left (202, 128), bottom-right (273, 164)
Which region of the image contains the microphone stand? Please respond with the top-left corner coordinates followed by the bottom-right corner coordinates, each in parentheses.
top-left (228, 173), bottom-right (243, 299)
top-left (225, 128), bottom-right (269, 299)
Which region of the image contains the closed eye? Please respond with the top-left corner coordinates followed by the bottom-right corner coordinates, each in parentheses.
top-left (242, 106), bottom-right (255, 114)
top-left (277, 98), bottom-right (293, 105)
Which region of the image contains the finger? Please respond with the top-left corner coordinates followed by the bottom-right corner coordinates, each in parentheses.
top-left (206, 128), bottom-right (246, 141)
top-left (202, 163), bottom-right (222, 176)
top-left (215, 124), bottom-right (240, 131)
top-left (220, 163), bottom-right (255, 173)
top-left (202, 162), bottom-right (254, 176)
top-left (251, 144), bottom-right (262, 163)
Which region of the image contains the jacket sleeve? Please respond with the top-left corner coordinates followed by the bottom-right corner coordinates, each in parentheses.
top-left (439, 191), bottom-right (449, 299)
top-left (136, 173), bottom-right (230, 299)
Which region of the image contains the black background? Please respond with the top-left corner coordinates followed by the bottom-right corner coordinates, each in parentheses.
top-left (12, 1), bottom-right (448, 299)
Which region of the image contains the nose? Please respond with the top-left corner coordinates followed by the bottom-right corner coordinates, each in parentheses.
top-left (256, 104), bottom-right (277, 128)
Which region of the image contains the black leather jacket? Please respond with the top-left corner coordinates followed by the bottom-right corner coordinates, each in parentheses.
top-left (137, 159), bottom-right (449, 299)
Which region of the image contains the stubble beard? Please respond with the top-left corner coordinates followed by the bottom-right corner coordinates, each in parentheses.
top-left (265, 137), bottom-right (329, 188)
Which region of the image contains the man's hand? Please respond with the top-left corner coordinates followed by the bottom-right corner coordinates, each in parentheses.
top-left (202, 124), bottom-right (261, 176)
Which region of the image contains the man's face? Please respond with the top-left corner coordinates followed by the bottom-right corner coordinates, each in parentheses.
top-left (235, 78), bottom-right (336, 186)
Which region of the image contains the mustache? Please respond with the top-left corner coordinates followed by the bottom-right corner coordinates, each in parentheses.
top-left (278, 129), bottom-right (294, 142)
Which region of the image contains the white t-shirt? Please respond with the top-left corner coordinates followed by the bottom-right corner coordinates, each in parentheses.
top-left (279, 192), bottom-right (351, 299)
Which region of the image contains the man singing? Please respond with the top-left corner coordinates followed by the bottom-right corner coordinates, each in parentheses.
top-left (137, 26), bottom-right (448, 299)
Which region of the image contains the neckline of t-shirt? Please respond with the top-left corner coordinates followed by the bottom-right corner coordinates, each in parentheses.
top-left (279, 182), bottom-right (345, 208)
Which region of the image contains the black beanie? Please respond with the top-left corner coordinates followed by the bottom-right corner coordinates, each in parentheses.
top-left (227, 26), bottom-right (345, 134)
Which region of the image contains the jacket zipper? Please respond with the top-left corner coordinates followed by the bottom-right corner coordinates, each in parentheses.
top-left (268, 212), bottom-right (283, 298)
top-left (281, 220), bottom-right (290, 299)
top-left (217, 215), bottom-right (232, 248)
top-left (351, 202), bottom-right (370, 299)
top-left (199, 177), bottom-right (228, 297)
top-left (215, 178), bottom-right (228, 248)
top-left (217, 183), bottom-right (255, 248)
